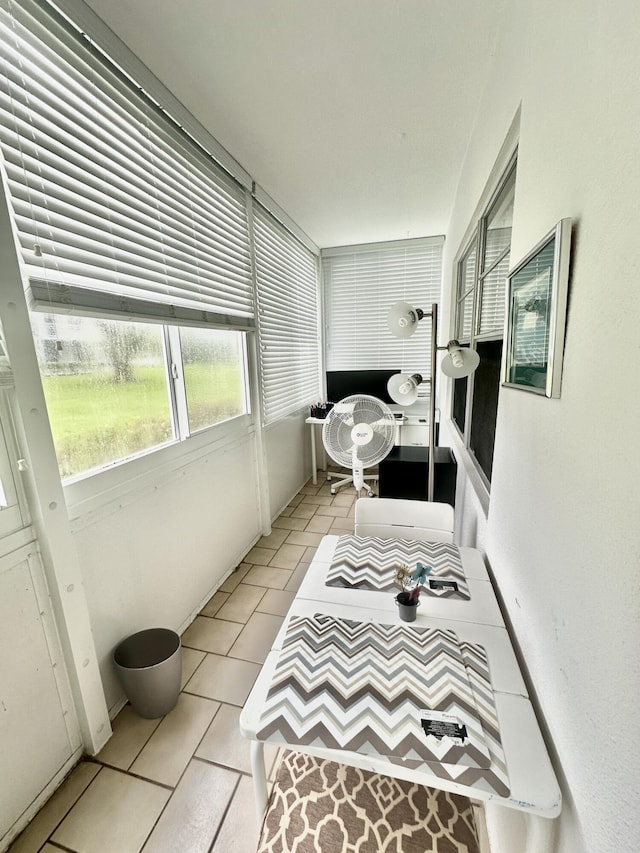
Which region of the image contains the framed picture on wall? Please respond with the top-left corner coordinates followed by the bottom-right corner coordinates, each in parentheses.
top-left (503, 218), bottom-right (572, 398)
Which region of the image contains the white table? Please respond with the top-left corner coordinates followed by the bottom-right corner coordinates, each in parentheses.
top-left (240, 535), bottom-right (561, 852)
top-left (305, 415), bottom-right (326, 485)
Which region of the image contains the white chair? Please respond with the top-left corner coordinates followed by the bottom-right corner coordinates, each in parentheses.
top-left (354, 497), bottom-right (455, 543)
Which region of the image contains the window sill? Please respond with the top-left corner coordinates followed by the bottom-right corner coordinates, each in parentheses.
top-left (65, 413), bottom-right (254, 526)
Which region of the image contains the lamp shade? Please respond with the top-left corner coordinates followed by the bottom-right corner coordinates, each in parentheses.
top-left (387, 302), bottom-right (424, 339)
top-left (387, 373), bottom-right (423, 405)
top-left (441, 341), bottom-right (481, 378)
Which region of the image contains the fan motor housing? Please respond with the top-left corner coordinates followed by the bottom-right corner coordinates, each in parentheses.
top-left (352, 423), bottom-right (374, 445)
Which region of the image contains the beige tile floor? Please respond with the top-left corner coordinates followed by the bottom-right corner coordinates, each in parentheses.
top-left (9, 477), bottom-right (355, 853)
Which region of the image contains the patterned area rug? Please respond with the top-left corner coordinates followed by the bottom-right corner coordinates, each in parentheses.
top-left (258, 751), bottom-right (480, 853)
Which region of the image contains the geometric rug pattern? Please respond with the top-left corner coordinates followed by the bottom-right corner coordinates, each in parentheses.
top-left (257, 750), bottom-right (481, 853)
top-left (326, 535), bottom-right (470, 599)
top-left (254, 610), bottom-right (513, 807)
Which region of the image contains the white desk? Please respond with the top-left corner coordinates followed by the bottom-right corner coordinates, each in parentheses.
top-left (305, 408), bottom-right (434, 484)
top-left (240, 535), bottom-right (561, 852)
top-left (305, 416), bottom-right (326, 485)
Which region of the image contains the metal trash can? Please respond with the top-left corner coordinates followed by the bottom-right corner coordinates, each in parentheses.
top-left (113, 628), bottom-right (181, 719)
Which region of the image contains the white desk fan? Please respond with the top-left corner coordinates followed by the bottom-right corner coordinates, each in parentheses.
top-left (322, 394), bottom-right (396, 496)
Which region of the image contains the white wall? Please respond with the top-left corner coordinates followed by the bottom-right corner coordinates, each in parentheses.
top-left (70, 433), bottom-right (264, 711)
top-left (265, 410), bottom-right (313, 518)
top-left (69, 413), bottom-right (311, 713)
top-left (442, 2), bottom-right (640, 852)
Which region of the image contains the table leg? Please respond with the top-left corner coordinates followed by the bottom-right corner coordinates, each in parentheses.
top-left (250, 740), bottom-right (269, 823)
top-left (310, 422), bottom-right (317, 485)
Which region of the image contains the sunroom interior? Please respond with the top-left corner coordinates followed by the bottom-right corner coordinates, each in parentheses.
top-left (0, 2), bottom-right (638, 853)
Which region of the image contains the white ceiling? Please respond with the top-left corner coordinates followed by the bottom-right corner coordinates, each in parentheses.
top-left (84, 0), bottom-right (502, 248)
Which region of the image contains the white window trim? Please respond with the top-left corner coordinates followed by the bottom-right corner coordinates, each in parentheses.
top-left (447, 427), bottom-right (491, 517)
top-left (444, 111), bottom-right (520, 506)
top-left (0, 392), bottom-right (28, 537)
top-left (64, 409), bottom-right (254, 525)
top-left (30, 307), bottom-right (253, 486)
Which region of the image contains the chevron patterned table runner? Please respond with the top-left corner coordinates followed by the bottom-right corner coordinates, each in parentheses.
top-left (326, 535), bottom-right (470, 599)
top-left (256, 614), bottom-right (509, 787)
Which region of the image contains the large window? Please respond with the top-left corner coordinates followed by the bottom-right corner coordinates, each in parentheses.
top-left (322, 237), bottom-right (444, 394)
top-left (0, 0), bottom-right (319, 489)
top-left (452, 158), bottom-right (516, 485)
top-left (31, 313), bottom-right (247, 479)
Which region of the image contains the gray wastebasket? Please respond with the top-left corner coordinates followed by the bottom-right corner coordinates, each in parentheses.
top-left (113, 628), bottom-right (181, 719)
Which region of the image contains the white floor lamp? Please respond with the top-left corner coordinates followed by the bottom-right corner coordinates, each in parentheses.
top-left (386, 301), bottom-right (480, 501)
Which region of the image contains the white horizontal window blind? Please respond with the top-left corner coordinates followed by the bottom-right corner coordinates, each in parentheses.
top-left (456, 240), bottom-right (476, 342)
top-left (478, 228), bottom-right (510, 336)
top-left (0, 0), bottom-right (253, 326)
top-left (323, 237), bottom-right (444, 384)
top-left (254, 202), bottom-right (320, 424)
top-left (477, 165), bottom-right (516, 337)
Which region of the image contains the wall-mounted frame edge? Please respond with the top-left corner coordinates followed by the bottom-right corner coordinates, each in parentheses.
top-left (502, 218), bottom-right (572, 399)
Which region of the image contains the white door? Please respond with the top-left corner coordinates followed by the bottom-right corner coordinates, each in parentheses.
top-left (0, 396), bottom-right (81, 850)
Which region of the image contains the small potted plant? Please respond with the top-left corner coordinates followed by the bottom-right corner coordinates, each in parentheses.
top-left (394, 563), bottom-right (432, 622)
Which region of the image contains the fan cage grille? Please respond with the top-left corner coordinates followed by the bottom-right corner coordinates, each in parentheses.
top-left (322, 394), bottom-right (396, 468)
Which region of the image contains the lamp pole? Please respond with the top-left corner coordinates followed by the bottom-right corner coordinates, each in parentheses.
top-left (428, 303), bottom-right (437, 502)
top-left (387, 300), bottom-right (480, 504)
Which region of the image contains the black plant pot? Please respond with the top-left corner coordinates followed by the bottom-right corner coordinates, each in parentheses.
top-left (310, 402), bottom-right (334, 419)
top-left (395, 591), bottom-right (420, 623)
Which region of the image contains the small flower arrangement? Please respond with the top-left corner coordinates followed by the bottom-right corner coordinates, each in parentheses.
top-left (394, 562), bottom-right (432, 603)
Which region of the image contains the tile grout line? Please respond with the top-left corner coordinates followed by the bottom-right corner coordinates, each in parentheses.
top-left (206, 772), bottom-right (243, 853)
top-left (109, 765), bottom-right (177, 792)
top-left (133, 704), bottom-right (232, 851)
top-left (22, 478), bottom-right (351, 853)
top-left (22, 763), bottom-right (105, 853)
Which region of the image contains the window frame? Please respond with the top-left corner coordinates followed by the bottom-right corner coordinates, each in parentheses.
top-left (63, 401), bottom-right (254, 521)
top-left (0, 394), bottom-right (26, 537)
top-left (0, 0), bottom-right (321, 527)
top-left (450, 154), bottom-right (517, 493)
top-left (455, 234), bottom-right (477, 345)
top-left (30, 310), bottom-right (253, 491)
top-left (170, 324), bottom-right (251, 437)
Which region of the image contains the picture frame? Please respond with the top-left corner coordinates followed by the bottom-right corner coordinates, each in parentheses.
top-left (503, 218), bottom-right (572, 398)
